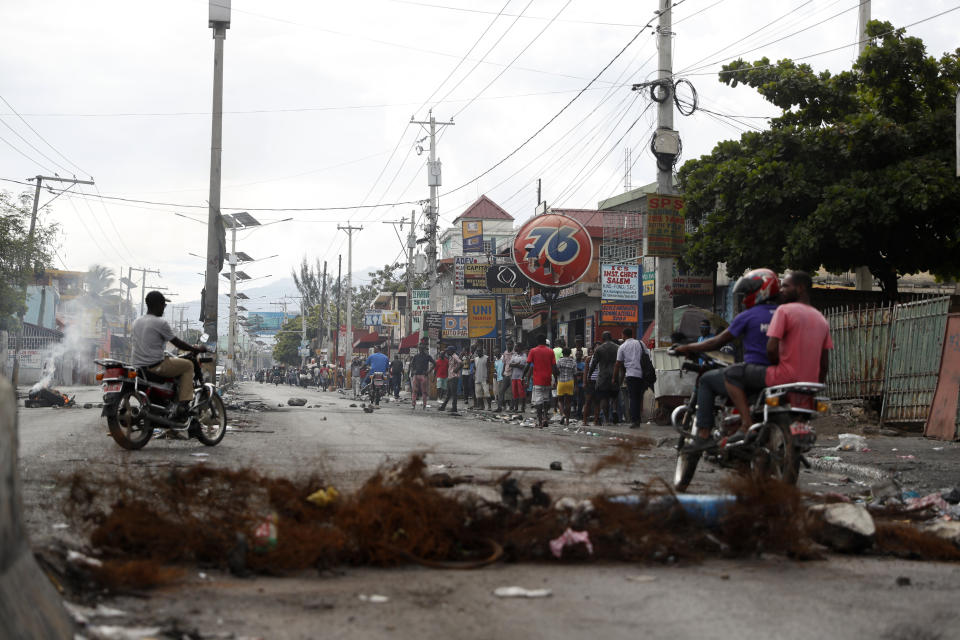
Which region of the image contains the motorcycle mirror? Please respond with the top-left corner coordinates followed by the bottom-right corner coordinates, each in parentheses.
top-left (200, 333), bottom-right (210, 343)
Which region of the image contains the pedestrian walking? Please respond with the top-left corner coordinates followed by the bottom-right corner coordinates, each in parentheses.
top-left (409, 344), bottom-right (435, 410)
top-left (474, 347), bottom-right (490, 410)
top-left (439, 346), bottom-right (462, 415)
top-left (523, 335), bottom-right (558, 429)
top-left (497, 340), bottom-right (515, 412)
top-left (586, 333), bottom-right (618, 426)
top-left (556, 347), bottom-right (577, 425)
top-left (509, 345), bottom-right (528, 413)
top-left (614, 327), bottom-right (652, 427)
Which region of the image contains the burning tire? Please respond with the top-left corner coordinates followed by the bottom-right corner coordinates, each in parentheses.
top-left (107, 391), bottom-right (152, 450)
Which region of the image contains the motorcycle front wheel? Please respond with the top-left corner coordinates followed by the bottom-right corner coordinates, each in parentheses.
top-left (194, 388), bottom-right (227, 446)
top-left (107, 391), bottom-right (152, 450)
top-left (672, 405), bottom-right (700, 493)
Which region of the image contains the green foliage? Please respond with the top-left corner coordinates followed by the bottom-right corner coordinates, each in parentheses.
top-left (0, 190), bottom-right (59, 330)
top-left (678, 21), bottom-right (960, 298)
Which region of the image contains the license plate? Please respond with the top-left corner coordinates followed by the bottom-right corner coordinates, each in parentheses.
top-left (790, 421), bottom-right (813, 436)
top-left (104, 382), bottom-right (122, 393)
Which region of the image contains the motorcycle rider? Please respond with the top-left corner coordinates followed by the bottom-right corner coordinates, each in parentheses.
top-left (365, 345), bottom-right (390, 406)
top-left (130, 291), bottom-right (207, 418)
top-left (725, 270), bottom-right (832, 431)
top-left (673, 268), bottom-right (780, 449)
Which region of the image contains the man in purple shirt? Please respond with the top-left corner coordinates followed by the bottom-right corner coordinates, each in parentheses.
top-left (673, 268), bottom-right (780, 446)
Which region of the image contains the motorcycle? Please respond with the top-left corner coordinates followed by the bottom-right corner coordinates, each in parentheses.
top-left (368, 371), bottom-right (386, 406)
top-left (94, 344), bottom-right (227, 450)
top-left (669, 350), bottom-right (829, 492)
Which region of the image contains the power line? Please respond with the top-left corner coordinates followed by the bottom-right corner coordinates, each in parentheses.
top-left (383, 0), bottom-right (652, 28)
top-left (0, 132), bottom-right (52, 173)
top-left (0, 93), bottom-right (90, 177)
top-left (452, 0), bottom-right (573, 119)
top-left (415, 0), bottom-right (513, 114)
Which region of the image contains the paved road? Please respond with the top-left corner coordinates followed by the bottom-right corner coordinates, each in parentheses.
top-left (14, 382), bottom-right (960, 639)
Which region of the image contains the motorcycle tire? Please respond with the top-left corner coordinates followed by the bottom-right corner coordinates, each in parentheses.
top-left (194, 390), bottom-right (227, 446)
top-left (672, 406), bottom-right (700, 493)
top-left (107, 391), bottom-right (152, 450)
top-left (751, 422), bottom-right (800, 485)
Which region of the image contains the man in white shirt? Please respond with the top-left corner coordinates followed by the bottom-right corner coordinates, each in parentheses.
top-left (613, 327), bottom-right (651, 428)
top-left (130, 291), bottom-right (207, 416)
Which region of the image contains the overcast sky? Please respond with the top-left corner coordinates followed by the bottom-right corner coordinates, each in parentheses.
top-left (1, 0), bottom-right (955, 318)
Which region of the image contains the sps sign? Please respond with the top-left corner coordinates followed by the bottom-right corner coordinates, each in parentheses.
top-left (512, 213), bottom-right (593, 288)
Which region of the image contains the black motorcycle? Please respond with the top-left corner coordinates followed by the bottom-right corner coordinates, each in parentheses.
top-left (94, 348), bottom-right (227, 450)
top-left (670, 350), bottom-right (828, 492)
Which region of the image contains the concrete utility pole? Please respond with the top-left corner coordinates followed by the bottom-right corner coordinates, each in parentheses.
top-left (654, 0), bottom-right (676, 347)
top-left (406, 209), bottom-right (416, 337)
top-left (320, 260), bottom-right (328, 355)
top-left (337, 225), bottom-right (362, 368)
top-left (203, 1), bottom-right (231, 349)
top-left (410, 111), bottom-right (454, 286)
top-left (853, 0), bottom-right (873, 291)
top-left (335, 254), bottom-right (342, 364)
top-left (11, 175), bottom-right (94, 387)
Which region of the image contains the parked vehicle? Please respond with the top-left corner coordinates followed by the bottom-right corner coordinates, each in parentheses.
top-left (94, 344), bottom-right (227, 450)
top-left (670, 350), bottom-right (828, 492)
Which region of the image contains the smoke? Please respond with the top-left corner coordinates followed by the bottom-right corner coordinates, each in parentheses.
top-left (29, 296), bottom-right (100, 392)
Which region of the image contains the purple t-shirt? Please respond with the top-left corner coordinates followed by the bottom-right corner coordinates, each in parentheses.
top-left (727, 303), bottom-right (777, 365)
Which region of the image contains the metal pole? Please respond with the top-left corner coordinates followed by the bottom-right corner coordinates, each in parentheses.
top-left (10, 176), bottom-right (43, 387)
top-left (337, 225), bottom-right (362, 369)
top-left (301, 300), bottom-right (307, 366)
top-left (406, 210), bottom-right (415, 337)
top-left (139, 269), bottom-right (146, 317)
top-left (336, 254), bottom-right (341, 366)
top-left (203, 22), bottom-right (226, 347)
top-left (227, 224), bottom-right (237, 379)
top-left (320, 260), bottom-right (328, 354)
top-left (654, 0), bottom-right (675, 348)
top-left (854, 0), bottom-right (872, 290)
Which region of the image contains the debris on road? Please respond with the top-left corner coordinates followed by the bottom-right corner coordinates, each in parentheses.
top-left (549, 461), bottom-right (562, 471)
top-left (493, 586), bottom-right (553, 598)
top-left (287, 397), bottom-right (308, 406)
top-left (549, 527), bottom-right (593, 559)
top-left (808, 503), bottom-right (876, 553)
top-left (59, 455), bottom-right (960, 592)
top-left (836, 433), bottom-right (869, 452)
top-left (306, 486), bottom-right (340, 507)
top-left (25, 386), bottom-right (74, 408)
top-left (358, 594), bottom-right (390, 603)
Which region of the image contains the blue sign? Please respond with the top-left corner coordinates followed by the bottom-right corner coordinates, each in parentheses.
top-left (247, 311), bottom-right (285, 335)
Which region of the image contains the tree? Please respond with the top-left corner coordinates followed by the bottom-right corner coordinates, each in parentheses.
top-left (0, 190), bottom-right (59, 330)
top-left (678, 21), bottom-right (960, 299)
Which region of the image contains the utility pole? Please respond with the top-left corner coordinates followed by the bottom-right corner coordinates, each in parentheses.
top-left (11, 175), bottom-right (94, 387)
top-left (337, 225), bottom-right (362, 372)
top-left (654, 0), bottom-right (676, 347)
top-left (406, 209), bottom-right (415, 337)
top-left (131, 267), bottom-right (161, 316)
top-left (335, 254), bottom-right (342, 366)
top-left (854, 0), bottom-right (872, 291)
top-left (320, 260), bottom-right (328, 356)
top-left (202, 1), bottom-right (231, 350)
top-left (410, 110), bottom-right (454, 286)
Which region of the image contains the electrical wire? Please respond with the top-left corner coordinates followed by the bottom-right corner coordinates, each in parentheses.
top-left (451, 0), bottom-right (573, 118)
top-left (0, 93), bottom-right (90, 177)
top-left (383, 0), bottom-right (653, 28)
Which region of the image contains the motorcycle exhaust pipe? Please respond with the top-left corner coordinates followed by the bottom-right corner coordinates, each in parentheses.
top-left (142, 409), bottom-right (190, 430)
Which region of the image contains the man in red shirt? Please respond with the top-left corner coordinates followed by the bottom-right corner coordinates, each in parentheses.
top-left (725, 271), bottom-right (832, 429)
top-left (523, 335), bottom-right (559, 428)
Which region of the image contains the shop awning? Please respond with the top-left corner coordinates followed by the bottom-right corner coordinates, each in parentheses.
top-left (353, 330), bottom-right (385, 349)
top-left (398, 331), bottom-right (421, 352)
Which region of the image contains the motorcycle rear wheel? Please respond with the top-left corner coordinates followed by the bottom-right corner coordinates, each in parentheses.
top-left (194, 390), bottom-right (227, 446)
top-left (751, 422), bottom-right (800, 484)
top-left (673, 406), bottom-right (700, 493)
top-left (107, 391), bottom-right (152, 450)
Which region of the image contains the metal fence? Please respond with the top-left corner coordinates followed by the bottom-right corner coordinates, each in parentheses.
top-left (881, 297), bottom-right (951, 424)
top-left (823, 296), bottom-right (951, 424)
top-left (824, 303), bottom-right (894, 400)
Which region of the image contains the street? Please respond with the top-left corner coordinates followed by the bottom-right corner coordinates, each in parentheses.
top-left (15, 383), bottom-right (960, 640)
